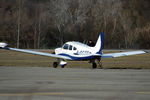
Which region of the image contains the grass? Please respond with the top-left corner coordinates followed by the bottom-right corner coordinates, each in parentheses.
top-left (0, 49), bottom-right (150, 69)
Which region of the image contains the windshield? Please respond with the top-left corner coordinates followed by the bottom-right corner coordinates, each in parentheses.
top-left (63, 44), bottom-right (69, 49)
top-left (62, 44), bottom-right (77, 51)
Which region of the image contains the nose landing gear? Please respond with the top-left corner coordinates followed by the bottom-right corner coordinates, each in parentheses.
top-left (53, 59), bottom-right (67, 68)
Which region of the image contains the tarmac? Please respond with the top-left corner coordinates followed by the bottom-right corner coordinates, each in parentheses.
top-left (0, 66), bottom-right (150, 100)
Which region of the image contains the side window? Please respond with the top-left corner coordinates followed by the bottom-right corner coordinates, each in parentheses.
top-left (73, 47), bottom-right (77, 50)
top-left (63, 44), bottom-right (69, 50)
top-left (69, 45), bottom-right (73, 50)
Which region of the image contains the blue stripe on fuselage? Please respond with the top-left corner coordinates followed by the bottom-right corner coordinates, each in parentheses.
top-left (58, 53), bottom-right (94, 60)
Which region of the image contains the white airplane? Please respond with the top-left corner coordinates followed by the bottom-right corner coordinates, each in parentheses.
top-left (0, 32), bottom-right (147, 68)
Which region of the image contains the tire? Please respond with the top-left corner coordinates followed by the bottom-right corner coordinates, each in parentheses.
top-left (53, 62), bottom-right (58, 68)
top-left (61, 65), bottom-right (65, 68)
top-left (92, 63), bottom-right (97, 69)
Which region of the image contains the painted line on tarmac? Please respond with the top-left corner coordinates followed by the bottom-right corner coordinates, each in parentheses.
top-left (136, 92), bottom-right (150, 95)
top-left (0, 92), bottom-right (64, 96)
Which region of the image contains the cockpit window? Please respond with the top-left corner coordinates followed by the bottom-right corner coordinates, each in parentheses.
top-left (69, 45), bottom-right (73, 50)
top-left (73, 47), bottom-right (77, 50)
top-left (63, 44), bottom-right (69, 49)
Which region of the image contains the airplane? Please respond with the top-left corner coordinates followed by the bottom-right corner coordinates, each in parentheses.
top-left (0, 32), bottom-right (147, 68)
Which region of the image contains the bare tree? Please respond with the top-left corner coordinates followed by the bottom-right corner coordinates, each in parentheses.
top-left (17, 0), bottom-right (21, 48)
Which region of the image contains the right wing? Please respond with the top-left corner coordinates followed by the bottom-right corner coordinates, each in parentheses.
top-left (8, 48), bottom-right (71, 60)
top-left (0, 43), bottom-right (71, 60)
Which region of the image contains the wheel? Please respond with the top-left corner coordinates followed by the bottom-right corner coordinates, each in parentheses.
top-left (53, 62), bottom-right (58, 68)
top-left (61, 65), bottom-right (65, 68)
top-left (92, 63), bottom-right (97, 69)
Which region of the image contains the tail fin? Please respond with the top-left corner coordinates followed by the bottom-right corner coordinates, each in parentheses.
top-left (94, 32), bottom-right (104, 54)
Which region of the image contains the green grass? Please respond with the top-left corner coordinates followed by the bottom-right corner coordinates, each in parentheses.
top-left (0, 49), bottom-right (150, 69)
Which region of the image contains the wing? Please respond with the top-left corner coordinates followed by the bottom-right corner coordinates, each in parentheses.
top-left (101, 50), bottom-right (147, 58)
top-left (3, 47), bottom-right (71, 60)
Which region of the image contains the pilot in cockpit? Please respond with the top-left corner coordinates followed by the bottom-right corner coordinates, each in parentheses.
top-left (87, 40), bottom-right (95, 47)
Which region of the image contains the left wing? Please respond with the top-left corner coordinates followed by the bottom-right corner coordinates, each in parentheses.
top-left (101, 50), bottom-right (147, 58)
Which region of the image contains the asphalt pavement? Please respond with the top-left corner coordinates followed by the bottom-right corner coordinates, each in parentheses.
top-left (0, 66), bottom-right (150, 100)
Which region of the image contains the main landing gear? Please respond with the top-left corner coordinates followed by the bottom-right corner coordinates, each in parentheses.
top-left (90, 58), bottom-right (103, 69)
top-left (53, 62), bottom-right (58, 68)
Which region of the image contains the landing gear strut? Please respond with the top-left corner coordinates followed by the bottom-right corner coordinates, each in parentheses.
top-left (96, 59), bottom-right (103, 69)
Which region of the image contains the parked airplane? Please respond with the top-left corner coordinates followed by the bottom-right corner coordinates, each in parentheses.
top-left (0, 32), bottom-right (147, 68)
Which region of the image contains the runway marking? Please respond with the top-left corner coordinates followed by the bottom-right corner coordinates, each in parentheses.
top-left (136, 92), bottom-right (150, 95)
top-left (0, 92), bottom-right (64, 96)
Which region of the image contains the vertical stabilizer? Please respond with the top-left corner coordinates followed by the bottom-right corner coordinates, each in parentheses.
top-left (94, 32), bottom-right (104, 54)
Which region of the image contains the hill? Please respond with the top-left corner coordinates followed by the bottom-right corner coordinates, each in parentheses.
top-left (0, 0), bottom-right (150, 49)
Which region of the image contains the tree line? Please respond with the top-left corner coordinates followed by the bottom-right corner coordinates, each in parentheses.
top-left (0, 0), bottom-right (150, 49)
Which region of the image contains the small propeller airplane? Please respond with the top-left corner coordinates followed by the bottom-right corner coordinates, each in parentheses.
top-left (0, 32), bottom-right (147, 68)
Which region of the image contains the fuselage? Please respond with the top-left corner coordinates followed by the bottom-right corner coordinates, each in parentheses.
top-left (55, 42), bottom-right (94, 54)
top-left (54, 41), bottom-right (99, 60)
